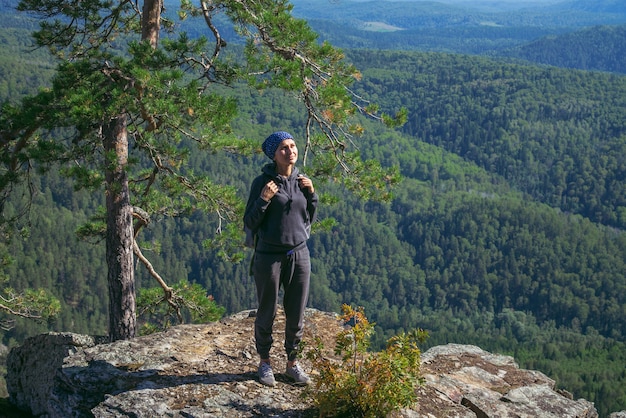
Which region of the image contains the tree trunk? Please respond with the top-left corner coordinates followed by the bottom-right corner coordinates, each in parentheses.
top-left (103, 115), bottom-right (136, 341)
top-left (142, 0), bottom-right (162, 48)
top-left (99, 0), bottom-right (160, 342)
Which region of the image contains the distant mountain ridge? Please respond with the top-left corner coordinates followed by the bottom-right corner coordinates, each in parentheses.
top-left (290, 0), bottom-right (626, 30)
top-left (549, 0), bottom-right (626, 14)
top-left (289, 0), bottom-right (626, 73)
top-left (502, 24), bottom-right (626, 73)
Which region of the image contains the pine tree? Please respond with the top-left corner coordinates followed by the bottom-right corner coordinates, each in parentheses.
top-left (0, 0), bottom-right (405, 340)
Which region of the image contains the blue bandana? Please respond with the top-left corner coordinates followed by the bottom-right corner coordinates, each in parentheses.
top-left (262, 131), bottom-right (293, 159)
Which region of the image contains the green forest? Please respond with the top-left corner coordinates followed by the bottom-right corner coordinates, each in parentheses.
top-left (2, 1), bottom-right (626, 416)
top-left (290, 0), bottom-right (626, 64)
top-left (501, 25), bottom-right (626, 73)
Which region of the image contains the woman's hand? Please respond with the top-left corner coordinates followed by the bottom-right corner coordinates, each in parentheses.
top-left (261, 180), bottom-right (279, 202)
top-left (298, 175), bottom-right (315, 194)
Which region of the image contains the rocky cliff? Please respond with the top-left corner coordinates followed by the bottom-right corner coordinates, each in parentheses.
top-left (4, 308), bottom-right (612, 417)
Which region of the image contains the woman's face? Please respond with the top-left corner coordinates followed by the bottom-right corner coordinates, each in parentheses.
top-left (274, 138), bottom-right (298, 166)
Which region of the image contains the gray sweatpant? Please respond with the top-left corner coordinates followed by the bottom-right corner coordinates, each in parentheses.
top-left (253, 245), bottom-right (310, 361)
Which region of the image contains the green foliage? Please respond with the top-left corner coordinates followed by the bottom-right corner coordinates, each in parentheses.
top-left (0, 246), bottom-right (60, 329)
top-left (0, 278), bottom-right (61, 330)
top-left (305, 305), bottom-right (427, 418)
top-left (136, 279), bottom-right (225, 335)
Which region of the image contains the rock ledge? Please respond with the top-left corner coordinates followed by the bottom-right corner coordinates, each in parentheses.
top-left (6, 308), bottom-right (603, 417)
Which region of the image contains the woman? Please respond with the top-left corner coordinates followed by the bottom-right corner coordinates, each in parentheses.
top-left (243, 131), bottom-right (318, 387)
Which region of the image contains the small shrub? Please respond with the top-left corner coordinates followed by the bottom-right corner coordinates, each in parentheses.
top-left (305, 304), bottom-right (428, 418)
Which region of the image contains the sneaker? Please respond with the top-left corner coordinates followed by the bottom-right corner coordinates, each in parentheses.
top-left (258, 362), bottom-right (276, 387)
top-left (285, 363), bottom-right (311, 386)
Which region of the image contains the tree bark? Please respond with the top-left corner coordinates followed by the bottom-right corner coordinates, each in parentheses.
top-left (142, 0), bottom-right (162, 48)
top-left (103, 115), bottom-right (136, 341)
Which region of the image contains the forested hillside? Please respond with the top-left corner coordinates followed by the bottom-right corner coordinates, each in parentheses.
top-left (348, 50), bottom-right (626, 230)
top-left (501, 24), bottom-right (626, 74)
top-left (2, 3), bottom-right (626, 416)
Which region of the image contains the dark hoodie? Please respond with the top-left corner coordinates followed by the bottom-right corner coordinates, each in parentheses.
top-left (244, 163), bottom-right (318, 253)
